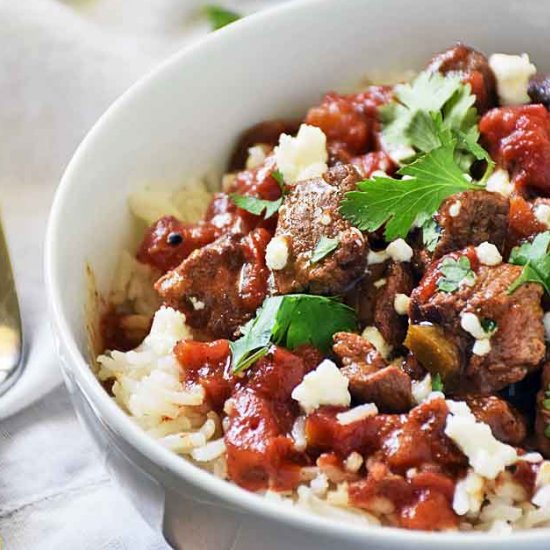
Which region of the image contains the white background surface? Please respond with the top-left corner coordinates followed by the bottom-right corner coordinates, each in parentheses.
top-left (0, 1), bottom-right (285, 548)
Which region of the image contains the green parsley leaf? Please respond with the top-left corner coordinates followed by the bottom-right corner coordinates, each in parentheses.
top-left (436, 256), bottom-right (475, 293)
top-left (204, 5), bottom-right (241, 30)
top-left (421, 217), bottom-right (441, 253)
top-left (432, 373), bottom-right (444, 393)
top-left (508, 231), bottom-right (550, 295)
top-left (340, 137), bottom-right (479, 240)
top-left (311, 236), bottom-right (339, 264)
top-left (480, 318), bottom-right (497, 335)
top-left (545, 424), bottom-right (550, 439)
top-left (230, 193), bottom-right (282, 219)
top-left (230, 294), bottom-right (357, 373)
top-left (272, 169), bottom-right (285, 189)
top-left (382, 72), bottom-right (477, 153)
top-left (543, 398), bottom-right (550, 411)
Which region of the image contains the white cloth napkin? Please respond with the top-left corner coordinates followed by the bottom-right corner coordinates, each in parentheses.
top-left (0, 1), bottom-right (289, 548)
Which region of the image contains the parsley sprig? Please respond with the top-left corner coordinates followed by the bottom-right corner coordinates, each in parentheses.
top-left (230, 295), bottom-right (357, 373)
top-left (340, 131), bottom-right (481, 240)
top-left (230, 194), bottom-right (282, 219)
top-left (508, 231), bottom-right (550, 295)
top-left (436, 256), bottom-right (476, 293)
top-left (204, 5), bottom-right (242, 30)
top-left (311, 236), bottom-right (339, 264)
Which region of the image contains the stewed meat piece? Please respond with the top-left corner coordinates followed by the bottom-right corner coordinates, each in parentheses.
top-left (410, 255), bottom-right (545, 393)
top-left (433, 191), bottom-right (509, 259)
top-left (427, 43), bottom-right (497, 113)
top-left (528, 73), bottom-right (550, 110)
top-left (333, 332), bottom-right (413, 412)
top-left (346, 261), bottom-right (414, 347)
top-left (535, 362), bottom-right (550, 457)
top-left (272, 165), bottom-right (368, 295)
top-left (462, 394), bottom-right (527, 446)
top-left (155, 228), bottom-right (271, 338)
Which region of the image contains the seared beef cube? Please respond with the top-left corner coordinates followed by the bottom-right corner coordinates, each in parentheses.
top-left (433, 191), bottom-right (509, 259)
top-left (272, 165), bottom-right (367, 295)
top-left (535, 362), bottom-right (550, 457)
top-left (410, 259), bottom-right (545, 393)
top-left (462, 395), bottom-right (527, 446)
top-left (155, 228), bottom-right (271, 338)
top-left (333, 332), bottom-right (413, 412)
top-left (528, 73), bottom-right (550, 110)
top-left (427, 43), bottom-right (497, 113)
top-left (346, 261), bottom-right (415, 347)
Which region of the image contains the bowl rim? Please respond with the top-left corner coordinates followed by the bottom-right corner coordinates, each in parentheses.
top-left (44, 0), bottom-right (550, 544)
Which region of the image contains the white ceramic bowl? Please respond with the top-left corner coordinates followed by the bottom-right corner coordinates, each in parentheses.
top-left (45, 0), bottom-right (550, 547)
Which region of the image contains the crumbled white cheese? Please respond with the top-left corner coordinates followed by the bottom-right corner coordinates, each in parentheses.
top-left (373, 278), bottom-right (387, 289)
top-left (265, 236), bottom-right (289, 271)
top-left (393, 293), bottom-right (410, 316)
top-left (385, 238), bottom-right (413, 263)
top-left (475, 242), bottom-right (502, 266)
top-left (537, 461), bottom-right (550, 486)
top-left (291, 416), bottom-right (307, 451)
top-left (361, 326), bottom-right (392, 359)
top-left (460, 312), bottom-right (487, 340)
top-left (517, 452), bottom-right (543, 464)
top-left (189, 296), bottom-right (206, 310)
top-left (486, 169), bottom-right (514, 197)
top-left (543, 312), bottom-right (550, 342)
top-left (449, 200), bottom-right (462, 217)
top-left (411, 373), bottom-right (432, 404)
top-left (291, 359), bottom-right (350, 413)
top-left (445, 400), bottom-right (518, 479)
top-left (245, 145), bottom-right (268, 170)
top-left (274, 124), bottom-right (328, 183)
top-left (534, 203), bottom-right (550, 229)
top-left (453, 471), bottom-right (485, 516)
top-left (489, 53), bottom-right (537, 106)
top-left (472, 338), bottom-right (492, 356)
top-left (371, 170), bottom-right (389, 178)
top-left (344, 452), bottom-right (364, 473)
top-left (367, 249), bottom-right (388, 265)
top-left (337, 403), bottom-right (378, 425)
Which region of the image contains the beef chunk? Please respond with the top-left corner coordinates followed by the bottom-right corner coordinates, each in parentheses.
top-left (272, 165), bottom-right (367, 295)
top-left (427, 43), bottom-right (497, 113)
top-left (535, 362), bottom-right (550, 457)
top-left (433, 191), bottom-right (509, 259)
top-left (155, 228), bottom-right (271, 338)
top-left (346, 261), bottom-right (414, 347)
top-left (333, 332), bottom-right (413, 412)
top-left (228, 120), bottom-right (300, 171)
top-left (410, 259), bottom-right (545, 393)
top-left (462, 394), bottom-right (527, 446)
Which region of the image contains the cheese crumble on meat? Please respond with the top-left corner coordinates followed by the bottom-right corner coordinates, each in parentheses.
top-left (489, 53), bottom-right (537, 106)
top-left (485, 169), bottom-right (514, 197)
top-left (274, 124), bottom-right (328, 183)
top-left (385, 239), bottom-right (413, 263)
top-left (291, 359), bottom-right (351, 413)
top-left (445, 400), bottom-right (518, 479)
top-left (367, 249), bottom-right (389, 265)
top-left (245, 144), bottom-right (268, 170)
top-left (411, 374), bottom-right (432, 404)
top-left (337, 403), bottom-right (378, 425)
top-left (475, 242), bottom-right (503, 266)
top-left (265, 236), bottom-right (289, 271)
top-left (361, 326), bottom-right (392, 359)
top-left (534, 203), bottom-right (550, 228)
top-left (449, 200), bottom-right (462, 217)
top-left (393, 293), bottom-right (410, 316)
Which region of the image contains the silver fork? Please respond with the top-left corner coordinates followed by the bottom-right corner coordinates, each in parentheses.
top-left (0, 218), bottom-right (24, 396)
